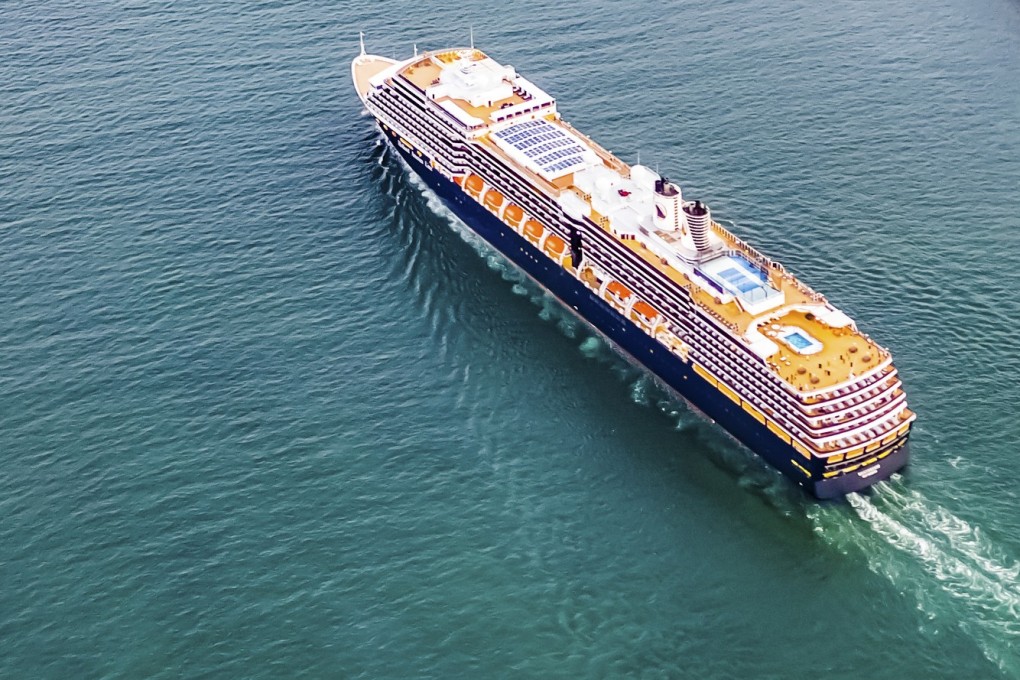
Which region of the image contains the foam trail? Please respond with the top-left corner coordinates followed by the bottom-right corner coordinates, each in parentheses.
top-left (578, 336), bottom-right (602, 358)
top-left (398, 160), bottom-right (495, 260)
top-left (844, 491), bottom-right (1020, 676)
top-left (876, 480), bottom-right (1020, 584)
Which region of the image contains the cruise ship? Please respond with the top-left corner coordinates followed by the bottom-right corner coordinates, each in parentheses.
top-left (351, 41), bottom-right (915, 498)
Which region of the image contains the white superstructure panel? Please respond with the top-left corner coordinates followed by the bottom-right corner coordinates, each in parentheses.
top-left (439, 57), bottom-right (514, 107)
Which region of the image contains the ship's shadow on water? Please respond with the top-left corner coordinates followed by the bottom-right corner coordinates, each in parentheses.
top-left (359, 128), bottom-right (810, 517)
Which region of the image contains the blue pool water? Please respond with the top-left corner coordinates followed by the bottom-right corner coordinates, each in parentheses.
top-left (784, 331), bottom-right (814, 351)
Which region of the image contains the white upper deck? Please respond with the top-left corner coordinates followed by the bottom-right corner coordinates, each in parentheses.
top-left (394, 49), bottom-right (558, 131)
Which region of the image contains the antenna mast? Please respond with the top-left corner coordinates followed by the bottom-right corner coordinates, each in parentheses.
top-left (359, 31), bottom-right (366, 56)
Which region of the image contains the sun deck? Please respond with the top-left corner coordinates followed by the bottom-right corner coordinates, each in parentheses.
top-left (405, 57), bottom-right (529, 120)
top-left (402, 55), bottom-right (444, 90)
top-left (761, 310), bottom-right (887, 390)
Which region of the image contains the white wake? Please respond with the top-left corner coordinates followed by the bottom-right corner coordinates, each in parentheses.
top-left (813, 477), bottom-right (1020, 677)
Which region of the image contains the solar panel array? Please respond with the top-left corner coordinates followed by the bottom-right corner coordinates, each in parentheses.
top-left (493, 120), bottom-right (588, 176)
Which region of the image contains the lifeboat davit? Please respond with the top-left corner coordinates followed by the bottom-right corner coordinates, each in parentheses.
top-left (631, 300), bottom-right (661, 327)
top-left (603, 281), bottom-right (628, 303)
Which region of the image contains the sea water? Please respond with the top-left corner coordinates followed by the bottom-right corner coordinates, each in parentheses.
top-left (2, 0), bottom-right (1019, 677)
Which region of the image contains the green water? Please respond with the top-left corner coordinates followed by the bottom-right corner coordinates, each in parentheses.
top-left (2, 0), bottom-right (1019, 677)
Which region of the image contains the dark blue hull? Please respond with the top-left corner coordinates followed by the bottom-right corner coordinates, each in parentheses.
top-left (380, 128), bottom-right (908, 499)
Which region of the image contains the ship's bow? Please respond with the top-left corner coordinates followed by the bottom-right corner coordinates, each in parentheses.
top-left (351, 54), bottom-right (397, 104)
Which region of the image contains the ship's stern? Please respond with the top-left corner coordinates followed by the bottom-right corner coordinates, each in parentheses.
top-left (810, 438), bottom-right (911, 499)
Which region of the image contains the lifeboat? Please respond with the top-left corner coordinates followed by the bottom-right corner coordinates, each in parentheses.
top-left (523, 219), bottom-right (544, 244)
top-left (631, 300), bottom-right (661, 328)
top-left (504, 204), bottom-right (524, 229)
top-left (603, 281), bottom-right (628, 303)
top-left (602, 280), bottom-right (633, 313)
top-left (465, 174), bottom-right (484, 198)
top-left (542, 233), bottom-right (566, 261)
top-left (483, 188), bottom-right (504, 213)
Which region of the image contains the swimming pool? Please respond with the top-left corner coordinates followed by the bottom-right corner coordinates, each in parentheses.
top-left (777, 327), bottom-right (823, 355)
top-left (784, 330), bottom-right (813, 350)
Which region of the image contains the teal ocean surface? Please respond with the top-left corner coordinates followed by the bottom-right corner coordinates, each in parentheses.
top-left (2, 0), bottom-right (1020, 677)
